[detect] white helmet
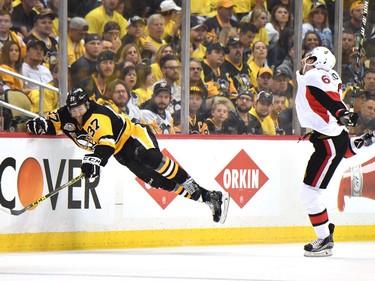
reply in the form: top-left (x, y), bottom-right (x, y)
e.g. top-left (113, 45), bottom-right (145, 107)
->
top-left (305, 46), bottom-right (336, 71)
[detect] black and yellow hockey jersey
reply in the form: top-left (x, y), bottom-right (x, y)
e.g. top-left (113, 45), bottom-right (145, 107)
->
top-left (44, 101), bottom-right (154, 165)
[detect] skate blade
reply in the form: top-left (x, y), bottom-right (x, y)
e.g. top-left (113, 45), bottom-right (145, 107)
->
top-left (304, 249), bottom-right (333, 257)
top-left (219, 192), bottom-right (230, 224)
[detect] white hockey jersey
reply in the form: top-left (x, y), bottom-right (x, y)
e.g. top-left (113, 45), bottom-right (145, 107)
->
top-left (296, 68), bottom-right (348, 136)
top-left (141, 109), bottom-right (175, 134)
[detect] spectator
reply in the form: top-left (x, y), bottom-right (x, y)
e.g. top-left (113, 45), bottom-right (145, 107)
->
top-left (102, 21), bottom-right (122, 54)
top-left (269, 90), bottom-right (288, 135)
top-left (0, 10), bottom-right (26, 59)
top-left (201, 42), bottom-right (236, 111)
top-left (28, 63), bottom-right (59, 114)
top-left (267, 27), bottom-right (294, 70)
top-left (190, 16), bottom-right (208, 61)
top-left (156, 53), bottom-right (181, 114)
top-left (0, 0), bottom-right (13, 13)
top-left (222, 37), bottom-right (252, 97)
top-left (302, 3), bottom-right (333, 50)
top-left (80, 50), bottom-right (116, 101)
top-left (249, 90), bottom-right (276, 135)
top-left (341, 47), bottom-right (366, 89)
top-left (117, 43), bottom-right (142, 73)
top-left (119, 16), bottom-right (147, 62)
top-left (140, 81), bottom-right (176, 134)
top-left (102, 38), bottom-right (116, 52)
top-left (278, 106), bottom-right (293, 135)
top-left (120, 64), bottom-right (139, 107)
top-left (189, 59), bottom-right (208, 98)
top-left (249, 40), bottom-right (268, 88)
top-left (67, 17), bottom-right (89, 67)
top-left (70, 33), bottom-right (103, 89)
top-left (241, 6), bottom-right (269, 47)
top-left (238, 23), bottom-right (258, 63)
top-left (144, 14), bottom-right (166, 62)
top-left (341, 28), bottom-right (356, 66)
top-left (21, 39), bottom-right (52, 92)
top-left (150, 43), bottom-right (175, 84)
top-left (11, 0), bottom-right (39, 38)
top-left (159, 0), bottom-right (182, 41)
top-left (26, 12), bottom-right (59, 70)
top-left (99, 78), bottom-right (143, 123)
top-left (271, 67), bottom-right (293, 103)
top-left (204, 0), bottom-right (239, 38)
top-left (85, 0), bottom-right (128, 39)
top-left (343, 1), bottom-right (366, 36)
top-left (218, 26), bottom-right (239, 46)
top-left (224, 89), bottom-right (263, 135)
top-left (363, 70), bottom-right (375, 95)
top-left (251, 66), bottom-right (274, 100)
top-left (351, 94), bottom-right (375, 136)
top-left (0, 41), bottom-right (23, 91)
top-left (172, 86), bottom-right (209, 134)
top-left (133, 64), bottom-right (155, 106)
top-left (266, 4), bottom-right (292, 46)
top-left (205, 98), bottom-right (231, 134)
top-left (302, 30), bottom-right (322, 53)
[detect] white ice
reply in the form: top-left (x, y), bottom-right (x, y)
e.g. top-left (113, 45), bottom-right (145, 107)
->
top-left (0, 242), bottom-right (374, 281)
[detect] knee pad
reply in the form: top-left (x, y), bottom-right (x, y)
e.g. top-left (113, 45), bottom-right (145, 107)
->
top-left (300, 183), bottom-right (324, 213)
top-left (139, 148), bottom-right (164, 170)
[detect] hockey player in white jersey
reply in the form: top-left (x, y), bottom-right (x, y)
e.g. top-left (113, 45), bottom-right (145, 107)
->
top-left (296, 47), bottom-right (375, 257)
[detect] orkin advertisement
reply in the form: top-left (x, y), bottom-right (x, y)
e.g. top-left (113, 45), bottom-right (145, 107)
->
top-left (1, 135), bottom-right (375, 235)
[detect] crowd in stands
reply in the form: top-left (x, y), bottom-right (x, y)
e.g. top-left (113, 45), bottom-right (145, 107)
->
top-left (0, 0), bottom-right (375, 136)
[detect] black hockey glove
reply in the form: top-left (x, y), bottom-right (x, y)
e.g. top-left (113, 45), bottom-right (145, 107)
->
top-left (337, 110), bottom-right (359, 127)
top-left (26, 116), bottom-right (48, 134)
top-left (81, 154), bottom-right (102, 182)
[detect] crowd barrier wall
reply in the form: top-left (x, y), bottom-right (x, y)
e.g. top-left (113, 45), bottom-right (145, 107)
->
top-left (0, 133), bottom-right (375, 252)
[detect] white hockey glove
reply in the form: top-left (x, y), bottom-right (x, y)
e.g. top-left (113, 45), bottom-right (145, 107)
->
top-left (26, 116), bottom-right (48, 135)
top-left (337, 110), bottom-right (359, 127)
top-left (81, 154), bottom-right (101, 183)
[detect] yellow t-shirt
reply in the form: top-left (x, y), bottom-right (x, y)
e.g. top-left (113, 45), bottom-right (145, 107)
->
top-left (67, 36), bottom-right (85, 66)
top-left (134, 87), bottom-right (153, 106)
top-left (249, 107), bottom-right (276, 135)
top-left (28, 85), bottom-right (58, 114)
top-left (85, 5), bottom-right (128, 38)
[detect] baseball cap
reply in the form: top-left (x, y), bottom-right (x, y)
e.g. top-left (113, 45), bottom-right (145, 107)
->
top-left (350, 1), bottom-right (364, 13)
top-left (85, 33), bottom-right (102, 44)
top-left (160, 0), bottom-right (181, 12)
top-left (96, 50), bottom-right (115, 64)
top-left (274, 67), bottom-right (291, 79)
top-left (190, 86), bottom-right (204, 96)
top-left (310, 2), bottom-right (327, 12)
top-left (104, 21), bottom-right (120, 33)
top-left (226, 37), bottom-right (241, 47)
top-left (154, 81), bottom-right (171, 95)
top-left (257, 91), bottom-right (273, 104)
top-left (238, 89), bottom-right (254, 100)
top-left (190, 16), bottom-right (208, 30)
top-left (35, 11), bottom-right (56, 22)
top-left (257, 67), bottom-right (273, 77)
top-left (127, 15), bottom-right (146, 27)
top-left (217, 0), bottom-right (236, 8)
top-left (26, 38), bottom-right (47, 53)
top-left (69, 17), bottom-right (89, 31)
top-left (206, 42), bottom-right (225, 53)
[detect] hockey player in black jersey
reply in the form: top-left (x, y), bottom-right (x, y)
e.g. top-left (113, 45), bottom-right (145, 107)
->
top-left (26, 88), bottom-right (230, 223)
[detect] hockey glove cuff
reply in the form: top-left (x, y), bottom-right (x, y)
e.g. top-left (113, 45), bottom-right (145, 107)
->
top-left (81, 154), bottom-right (102, 183)
top-left (337, 110), bottom-right (359, 127)
top-left (26, 116), bottom-right (48, 135)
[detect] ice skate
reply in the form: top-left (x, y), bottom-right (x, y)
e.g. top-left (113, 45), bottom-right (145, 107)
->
top-left (304, 223), bottom-right (335, 257)
top-left (205, 191), bottom-right (230, 224)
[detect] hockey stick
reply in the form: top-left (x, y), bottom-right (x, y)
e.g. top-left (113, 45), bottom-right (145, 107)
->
top-left (0, 173), bottom-right (84, 216)
top-left (351, 0), bottom-right (369, 111)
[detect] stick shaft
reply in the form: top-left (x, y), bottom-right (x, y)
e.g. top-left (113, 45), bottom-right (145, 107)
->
top-left (0, 174), bottom-right (84, 216)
